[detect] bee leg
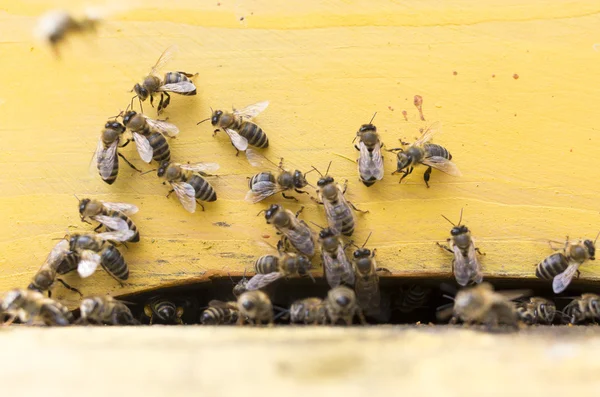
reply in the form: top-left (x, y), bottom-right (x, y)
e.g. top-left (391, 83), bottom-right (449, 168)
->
top-left (93, 223), bottom-right (103, 232)
top-left (436, 242), bottom-right (454, 254)
top-left (119, 139), bottom-right (131, 148)
top-left (397, 169), bottom-right (411, 183)
top-left (281, 192), bottom-right (298, 201)
top-left (195, 200), bottom-right (205, 211)
top-left (157, 94), bottom-right (164, 114)
top-left (117, 153), bottom-right (143, 173)
top-left (349, 201), bottom-right (369, 214)
top-left (342, 179), bottom-right (348, 194)
top-left (423, 166), bottom-right (433, 188)
top-left (354, 144), bottom-right (360, 151)
top-left (295, 189), bottom-right (309, 195)
top-left (386, 147), bottom-right (403, 153)
top-left (475, 247), bottom-right (486, 256)
top-left (149, 94), bottom-right (155, 108)
top-left (310, 196), bottom-right (324, 205)
top-left (166, 189), bottom-right (175, 198)
top-left (295, 206), bottom-right (305, 217)
top-left (178, 71), bottom-right (196, 78)
top-left (55, 279), bottom-right (83, 297)
top-left (163, 92), bottom-right (171, 109)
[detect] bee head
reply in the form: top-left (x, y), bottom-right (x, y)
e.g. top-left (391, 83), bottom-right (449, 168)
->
top-left (78, 198), bottom-right (91, 215)
top-left (317, 175), bottom-right (334, 188)
top-left (584, 239), bottom-right (596, 260)
top-left (105, 120), bottom-right (125, 132)
top-left (122, 111), bottom-right (137, 126)
top-left (133, 84), bottom-right (148, 101)
top-left (451, 225), bottom-right (469, 236)
top-left (264, 204), bottom-right (281, 223)
top-left (292, 170), bottom-right (308, 189)
top-left (359, 124), bottom-right (376, 134)
top-left (211, 110), bottom-right (223, 126)
top-left (353, 248), bottom-right (371, 259)
top-left (200, 311), bottom-right (217, 325)
top-left (319, 228), bottom-right (335, 240)
top-left (157, 161), bottom-right (170, 177)
top-left (396, 151), bottom-right (412, 170)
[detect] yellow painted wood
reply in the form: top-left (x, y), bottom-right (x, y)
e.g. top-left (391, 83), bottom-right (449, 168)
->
top-left (1, 0), bottom-right (600, 302)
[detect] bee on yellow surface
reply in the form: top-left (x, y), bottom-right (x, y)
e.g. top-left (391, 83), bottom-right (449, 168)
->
top-left (93, 120), bottom-right (141, 185)
top-left (78, 198), bottom-right (140, 242)
top-left (157, 161), bottom-right (219, 213)
top-left (122, 111), bottom-right (179, 164)
top-left (28, 239), bottom-right (82, 297)
top-left (35, 9), bottom-right (99, 56)
top-left (246, 252), bottom-right (313, 290)
top-left (67, 231), bottom-right (132, 282)
top-left (245, 155), bottom-right (312, 203)
top-left (354, 113), bottom-right (384, 187)
top-left (262, 205), bottom-right (316, 257)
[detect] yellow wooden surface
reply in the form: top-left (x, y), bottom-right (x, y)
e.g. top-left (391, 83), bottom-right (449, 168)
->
top-left (1, 1), bottom-right (600, 301)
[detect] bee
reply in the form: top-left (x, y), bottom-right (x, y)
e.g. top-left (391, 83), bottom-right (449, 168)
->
top-left (122, 110), bottom-right (179, 164)
top-left (289, 297), bottom-right (327, 325)
top-left (209, 290), bottom-right (274, 325)
top-left (515, 297), bottom-right (556, 325)
top-left (79, 296), bottom-right (138, 325)
top-left (35, 9), bottom-right (99, 56)
top-left (352, 233), bottom-right (389, 316)
top-left (262, 204), bottom-right (316, 257)
top-left (157, 161), bottom-right (219, 213)
top-left (561, 294), bottom-right (600, 324)
top-left (1, 289), bottom-right (72, 326)
top-left (78, 197), bottom-right (140, 242)
top-left (536, 234), bottom-right (598, 293)
top-left (133, 45), bottom-right (197, 114)
top-left (67, 231), bottom-right (132, 282)
top-left (436, 209), bottom-right (484, 287)
top-left (312, 162), bottom-right (368, 237)
top-left (354, 113), bottom-right (384, 187)
top-left (93, 120), bottom-right (141, 185)
top-left (198, 101), bottom-right (269, 155)
top-left (324, 286), bottom-right (366, 325)
top-left (143, 296), bottom-right (184, 325)
top-left (27, 239), bottom-right (82, 297)
top-left (395, 285), bottom-right (431, 313)
top-left (388, 122), bottom-right (461, 187)
top-left (200, 300), bottom-right (239, 325)
top-left (246, 252), bottom-right (313, 290)
top-left (230, 270), bottom-right (249, 298)
top-left (318, 227), bottom-right (355, 288)
top-left (245, 156), bottom-right (312, 203)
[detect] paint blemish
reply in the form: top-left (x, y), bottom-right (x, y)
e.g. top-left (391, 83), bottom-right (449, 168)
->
top-left (513, 73), bottom-right (519, 79)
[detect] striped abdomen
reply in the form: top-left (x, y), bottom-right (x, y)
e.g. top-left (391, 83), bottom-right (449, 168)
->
top-left (163, 72), bottom-right (196, 95)
top-left (148, 298), bottom-right (179, 323)
top-left (355, 275), bottom-right (380, 313)
top-left (249, 172), bottom-right (275, 190)
top-left (255, 255), bottom-right (279, 274)
top-left (147, 132), bottom-right (171, 163)
top-left (536, 252), bottom-right (569, 280)
top-left (100, 245), bottom-right (128, 281)
top-left (329, 199), bottom-right (355, 236)
top-left (200, 307), bottom-right (238, 325)
top-left (563, 298), bottom-right (586, 324)
top-left (56, 253), bottom-right (80, 275)
top-left (103, 209), bottom-right (140, 242)
top-left (230, 117), bottom-right (269, 148)
top-left (398, 285), bottom-right (430, 313)
top-left (424, 143), bottom-right (452, 160)
top-left (188, 175), bottom-right (217, 202)
top-left (99, 142), bottom-right (119, 185)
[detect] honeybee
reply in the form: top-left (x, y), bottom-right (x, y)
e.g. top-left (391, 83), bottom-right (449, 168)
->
top-left (28, 239), bottom-right (82, 297)
top-left (351, 234), bottom-right (389, 315)
top-left (78, 197), bottom-right (140, 242)
top-left (198, 101), bottom-right (269, 155)
top-left (210, 291), bottom-right (273, 325)
top-left (561, 293), bottom-right (600, 324)
top-left (1, 289), bottom-right (72, 326)
top-left (515, 297), bottom-right (556, 325)
top-left (312, 163), bottom-right (368, 237)
top-left (79, 296), bottom-right (138, 325)
top-left (143, 296), bottom-right (184, 325)
top-left (388, 122), bottom-right (461, 187)
top-left (133, 45), bottom-right (197, 114)
top-left (122, 110), bottom-right (179, 164)
top-left (395, 285), bottom-right (431, 313)
top-left (354, 113), bottom-right (384, 187)
top-left (157, 161), bottom-right (219, 213)
top-left (246, 252), bottom-right (313, 290)
top-left (67, 231), bottom-right (132, 282)
top-left (35, 9), bottom-right (99, 56)
top-left (318, 227), bottom-right (355, 288)
top-left (436, 209), bottom-right (484, 287)
top-left (536, 234), bottom-right (598, 293)
top-left (245, 156), bottom-right (312, 203)
top-left (93, 120), bottom-right (141, 185)
top-left (289, 298), bottom-right (327, 325)
top-left (262, 205), bottom-right (316, 257)
top-left (324, 286), bottom-right (366, 325)
top-left (200, 300), bottom-right (239, 325)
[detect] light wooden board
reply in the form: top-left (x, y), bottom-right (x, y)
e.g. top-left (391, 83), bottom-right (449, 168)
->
top-left (1, 1), bottom-right (600, 302)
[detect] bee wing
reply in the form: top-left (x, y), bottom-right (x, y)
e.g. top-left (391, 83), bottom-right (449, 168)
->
top-left (466, 243), bottom-right (483, 284)
top-left (179, 163), bottom-right (220, 173)
top-left (245, 148), bottom-right (271, 168)
top-left (97, 139), bottom-right (118, 179)
top-left (497, 290), bottom-right (533, 301)
top-left (159, 81), bottom-right (197, 94)
top-left (150, 44), bottom-right (178, 76)
top-left (244, 181), bottom-right (280, 203)
top-left (172, 181), bottom-right (197, 213)
top-left (246, 273), bottom-right (283, 290)
top-left (452, 244), bottom-right (470, 287)
top-left (143, 116), bottom-right (180, 138)
top-left (338, 244), bottom-right (355, 285)
top-left (552, 262), bottom-right (580, 294)
top-left (285, 219), bottom-right (315, 257)
top-left (208, 300), bottom-right (237, 310)
top-left (93, 215), bottom-right (130, 232)
top-left (77, 250), bottom-right (101, 278)
top-left (413, 121), bottom-right (442, 146)
top-left (233, 101), bottom-right (269, 120)
top-left (225, 129), bottom-right (249, 151)
top-left (421, 156), bottom-right (462, 177)
top-left (358, 141), bottom-right (384, 181)
top-left (132, 132), bottom-right (153, 163)
top-left (101, 202), bottom-right (139, 215)
top-left (44, 239), bottom-right (70, 269)
top-left (96, 230), bottom-right (135, 242)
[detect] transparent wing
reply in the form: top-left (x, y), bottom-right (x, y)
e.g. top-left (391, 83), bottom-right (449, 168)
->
top-left (144, 116), bottom-right (180, 138)
top-left (150, 44), bottom-right (178, 76)
top-left (245, 148), bottom-right (272, 168)
top-left (452, 244), bottom-right (470, 287)
top-left (421, 156), bottom-right (462, 177)
top-left (159, 81), bottom-right (197, 94)
top-left (358, 141), bottom-right (384, 181)
top-left (102, 202), bottom-right (139, 215)
top-left (225, 128), bottom-right (249, 151)
top-left (246, 273), bottom-right (283, 290)
top-left (414, 121), bottom-right (442, 146)
top-left (44, 239), bottom-right (70, 270)
top-left (97, 139), bottom-right (118, 179)
top-left (322, 187), bottom-right (353, 235)
top-left (497, 290), bottom-right (533, 301)
top-left (284, 218), bottom-right (315, 257)
top-left (233, 101), bottom-right (269, 120)
top-left (132, 132), bottom-right (153, 163)
top-left (553, 263), bottom-right (580, 294)
top-left (172, 181), bottom-right (197, 213)
top-left (337, 244), bottom-right (355, 285)
top-left (77, 250), bottom-right (101, 278)
top-left (208, 300), bottom-right (237, 310)
top-left (93, 215), bottom-right (130, 232)
top-left (466, 243), bottom-right (483, 284)
top-left (180, 163), bottom-right (220, 173)
top-left (96, 230), bottom-right (135, 242)
top-left (244, 181), bottom-right (280, 203)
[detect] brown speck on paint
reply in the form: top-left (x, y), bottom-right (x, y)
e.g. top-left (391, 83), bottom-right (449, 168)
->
top-left (570, 149), bottom-right (573, 152)
top-left (513, 73), bottom-right (519, 79)
top-left (262, 235), bottom-right (270, 239)
top-left (30, 47), bottom-right (34, 52)
top-left (514, 114), bottom-right (517, 117)
top-left (402, 110), bottom-right (408, 121)
top-left (414, 95), bottom-right (425, 121)
top-left (240, 16), bottom-right (244, 21)
top-left (453, 71), bottom-right (458, 76)
top-left (492, 74), bottom-right (495, 78)
top-left (388, 106), bottom-right (394, 111)
top-left (217, 2), bottom-right (221, 5)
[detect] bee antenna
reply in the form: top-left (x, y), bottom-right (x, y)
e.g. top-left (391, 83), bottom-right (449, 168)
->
top-left (457, 208), bottom-right (464, 226)
top-left (352, 134), bottom-right (358, 144)
top-left (73, 194), bottom-right (80, 202)
top-left (256, 209), bottom-right (267, 217)
top-left (441, 214), bottom-right (456, 227)
top-left (369, 112), bottom-right (377, 124)
top-left (227, 272), bottom-right (235, 285)
top-left (309, 221), bottom-right (325, 230)
top-left (140, 169), bottom-right (157, 176)
top-left (311, 166), bottom-right (323, 177)
top-left (242, 268), bottom-right (247, 279)
top-left (594, 230), bottom-right (600, 245)
top-left (305, 182), bottom-right (316, 189)
top-left (361, 232), bottom-right (373, 248)
top-left (325, 161), bottom-right (332, 176)
top-left (197, 118), bottom-right (210, 125)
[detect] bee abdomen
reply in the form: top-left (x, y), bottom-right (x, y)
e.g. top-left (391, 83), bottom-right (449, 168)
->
top-left (151, 299), bottom-right (178, 322)
top-left (255, 255), bottom-right (279, 274)
top-left (56, 253), bottom-right (80, 275)
top-left (99, 156), bottom-right (119, 185)
top-left (249, 172), bottom-right (276, 189)
top-left (398, 285), bottom-right (430, 313)
top-left (239, 122), bottom-right (269, 148)
top-left (189, 175), bottom-right (217, 202)
top-left (164, 72), bottom-right (196, 95)
top-left (100, 245), bottom-right (128, 280)
top-left (147, 132), bottom-right (171, 163)
top-left (105, 210), bottom-right (140, 242)
top-left (536, 253), bottom-right (569, 280)
top-left (201, 307), bottom-right (238, 325)
top-left (424, 143), bottom-right (452, 160)
top-left (360, 177), bottom-right (377, 187)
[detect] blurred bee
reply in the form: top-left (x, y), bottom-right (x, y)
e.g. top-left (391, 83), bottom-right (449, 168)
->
top-left (395, 285), bottom-right (431, 313)
top-left (133, 45), bottom-right (197, 114)
top-left (561, 293), bottom-right (600, 324)
top-left (35, 9), bottom-right (99, 56)
top-left (230, 270), bottom-right (249, 298)
top-left (245, 155), bottom-right (312, 203)
top-left (79, 296), bottom-right (138, 325)
top-left (354, 113), bottom-right (384, 187)
top-left (198, 101), bottom-right (269, 155)
top-left (351, 233), bottom-right (390, 316)
top-left (324, 286), bottom-right (366, 325)
top-left (436, 209), bottom-right (484, 287)
top-left (200, 300), bottom-right (239, 325)
top-left (262, 204), bottom-right (316, 257)
top-left (28, 239), bottom-right (82, 298)
top-left (209, 290), bottom-right (274, 325)
top-left (388, 122), bottom-right (461, 187)
top-left (78, 197), bottom-right (140, 242)
top-left (157, 161), bottom-right (219, 213)
top-left (122, 110), bottom-right (179, 164)
top-left (536, 234), bottom-right (598, 294)
top-left (318, 227), bottom-right (354, 288)
top-left (1, 289), bottom-right (72, 326)
top-left (67, 231), bottom-right (132, 282)
top-left (143, 296), bottom-right (184, 325)
top-left (515, 297), bottom-right (556, 325)
top-left (246, 252), bottom-right (313, 290)
top-left (289, 298), bottom-right (327, 325)
top-left (312, 162), bottom-right (368, 237)
top-left (93, 120), bottom-right (141, 185)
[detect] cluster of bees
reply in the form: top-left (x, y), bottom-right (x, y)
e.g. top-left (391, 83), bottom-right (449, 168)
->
top-left (2, 14), bottom-right (599, 329)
